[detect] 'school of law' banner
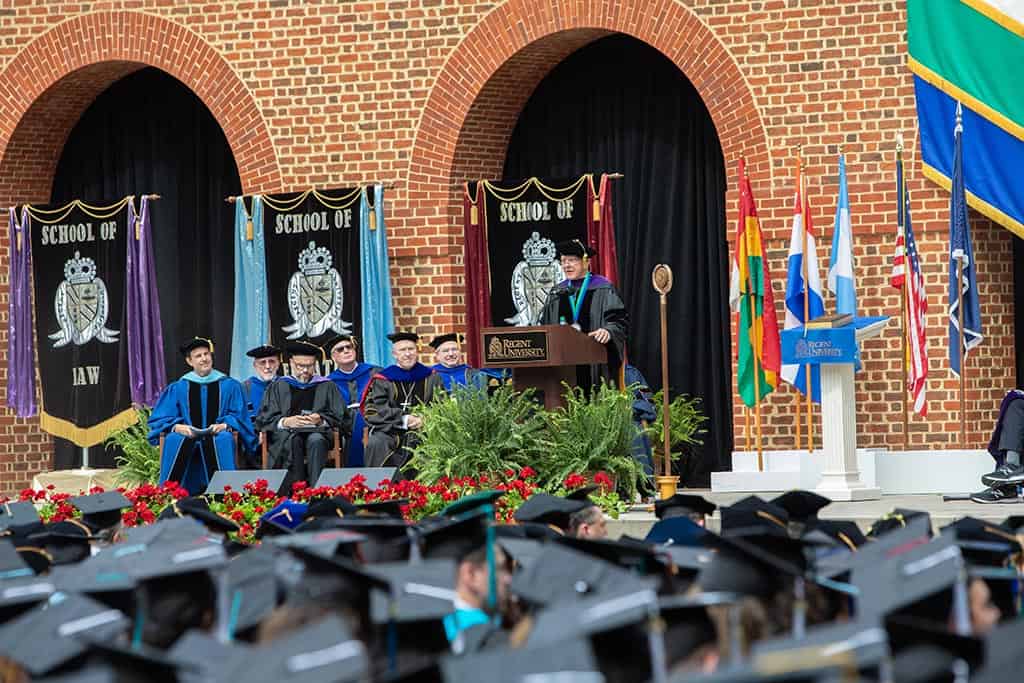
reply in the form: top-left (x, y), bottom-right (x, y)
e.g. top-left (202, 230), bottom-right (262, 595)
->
top-left (29, 199), bottom-right (134, 446)
top-left (478, 176), bottom-right (590, 327)
top-left (261, 189), bottom-right (363, 363)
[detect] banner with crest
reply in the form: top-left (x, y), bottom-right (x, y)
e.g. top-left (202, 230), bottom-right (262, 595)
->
top-left (261, 189), bottom-right (363, 365)
top-left (24, 198), bottom-right (135, 445)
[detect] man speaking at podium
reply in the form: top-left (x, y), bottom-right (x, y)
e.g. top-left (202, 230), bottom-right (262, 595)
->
top-left (540, 240), bottom-right (629, 388)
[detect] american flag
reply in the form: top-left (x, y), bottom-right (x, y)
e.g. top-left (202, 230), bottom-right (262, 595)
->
top-left (891, 153), bottom-right (928, 415)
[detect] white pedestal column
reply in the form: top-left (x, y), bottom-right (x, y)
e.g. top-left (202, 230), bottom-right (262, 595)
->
top-left (815, 361), bottom-right (881, 501)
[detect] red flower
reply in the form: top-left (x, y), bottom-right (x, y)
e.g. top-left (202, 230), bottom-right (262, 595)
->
top-left (46, 484), bottom-right (55, 490)
top-left (593, 471), bottom-right (614, 491)
top-left (139, 508), bottom-right (156, 524)
top-left (519, 467), bottom-right (536, 479)
top-left (222, 485), bottom-right (233, 492)
top-left (563, 473), bottom-right (587, 490)
top-left (230, 509), bottom-right (246, 522)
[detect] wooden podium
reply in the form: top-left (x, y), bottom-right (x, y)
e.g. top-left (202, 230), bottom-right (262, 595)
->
top-left (480, 325), bottom-right (607, 410)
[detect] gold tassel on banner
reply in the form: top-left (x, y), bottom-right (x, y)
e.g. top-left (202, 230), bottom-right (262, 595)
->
top-left (134, 216), bottom-right (141, 241)
top-left (368, 210), bottom-right (377, 231)
top-left (592, 198), bottom-right (601, 221)
top-left (16, 230), bottom-right (21, 251)
top-left (470, 204), bottom-right (479, 226)
top-left (245, 217), bottom-right (254, 241)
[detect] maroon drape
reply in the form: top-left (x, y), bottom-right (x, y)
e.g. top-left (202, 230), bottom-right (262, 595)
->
top-left (586, 173), bottom-right (619, 286)
top-left (463, 182), bottom-right (491, 367)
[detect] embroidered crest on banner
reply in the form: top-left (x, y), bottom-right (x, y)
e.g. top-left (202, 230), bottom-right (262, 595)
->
top-left (283, 241), bottom-right (352, 339)
top-left (506, 232), bottom-right (564, 326)
top-left (49, 251), bottom-right (119, 347)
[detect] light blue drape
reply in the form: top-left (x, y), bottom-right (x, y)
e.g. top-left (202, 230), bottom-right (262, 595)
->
top-left (230, 196), bottom-right (269, 380)
top-left (360, 185), bottom-right (394, 367)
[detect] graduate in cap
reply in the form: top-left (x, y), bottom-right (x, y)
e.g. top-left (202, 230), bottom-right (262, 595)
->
top-left (361, 332), bottom-right (445, 469)
top-left (429, 332), bottom-right (485, 392)
top-left (254, 340), bottom-right (350, 490)
top-left (148, 337), bottom-right (256, 495)
top-left (242, 345), bottom-right (281, 424)
top-left (326, 334), bottom-right (380, 467)
top-left (540, 239), bottom-right (629, 388)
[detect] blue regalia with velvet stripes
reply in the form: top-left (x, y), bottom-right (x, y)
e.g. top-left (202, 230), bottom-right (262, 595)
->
top-left (148, 370), bottom-right (256, 495)
top-left (430, 363), bottom-right (486, 392)
top-left (327, 363), bottom-right (378, 467)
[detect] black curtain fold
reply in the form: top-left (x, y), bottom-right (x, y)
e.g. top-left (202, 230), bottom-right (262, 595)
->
top-left (49, 67), bottom-right (240, 468)
top-left (1015, 235), bottom-right (1024, 389)
top-left (503, 34), bottom-right (732, 485)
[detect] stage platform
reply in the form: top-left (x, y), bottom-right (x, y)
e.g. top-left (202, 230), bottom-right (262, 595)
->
top-left (605, 490), bottom-right (1024, 540)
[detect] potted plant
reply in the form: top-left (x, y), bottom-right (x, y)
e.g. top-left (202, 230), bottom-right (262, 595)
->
top-left (106, 406), bottom-right (161, 486)
top-left (646, 390), bottom-right (708, 475)
top-left (537, 381), bottom-right (646, 501)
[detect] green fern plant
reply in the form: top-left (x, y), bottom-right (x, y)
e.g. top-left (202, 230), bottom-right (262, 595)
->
top-left (537, 381), bottom-right (645, 500)
top-left (405, 384), bottom-right (547, 484)
top-left (106, 407), bottom-right (160, 486)
top-left (647, 390), bottom-right (708, 468)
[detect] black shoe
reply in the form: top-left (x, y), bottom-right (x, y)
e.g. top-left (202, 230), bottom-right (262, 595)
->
top-left (970, 486), bottom-right (1021, 504)
top-left (981, 462), bottom-right (1024, 487)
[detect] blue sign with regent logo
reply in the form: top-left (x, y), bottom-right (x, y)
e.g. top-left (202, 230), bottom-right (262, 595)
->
top-left (780, 316), bottom-right (889, 368)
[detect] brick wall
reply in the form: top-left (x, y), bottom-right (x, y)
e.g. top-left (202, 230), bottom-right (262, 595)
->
top-left (0, 1), bottom-right (1014, 492)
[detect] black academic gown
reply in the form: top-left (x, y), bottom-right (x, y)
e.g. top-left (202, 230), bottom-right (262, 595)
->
top-left (361, 364), bottom-right (445, 470)
top-left (254, 377), bottom-right (350, 473)
top-left (540, 274), bottom-right (629, 388)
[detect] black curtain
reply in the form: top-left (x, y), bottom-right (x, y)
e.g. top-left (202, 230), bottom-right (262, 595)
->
top-left (503, 34), bottom-right (731, 486)
top-left (50, 67), bottom-right (240, 468)
top-left (1015, 235), bottom-right (1024, 389)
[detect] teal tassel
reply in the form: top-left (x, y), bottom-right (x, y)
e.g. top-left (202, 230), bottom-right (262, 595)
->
top-left (484, 503), bottom-right (496, 611)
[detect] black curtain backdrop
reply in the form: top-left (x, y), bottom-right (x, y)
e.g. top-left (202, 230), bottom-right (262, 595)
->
top-left (50, 67), bottom-right (240, 468)
top-left (1015, 235), bottom-right (1024, 388)
top-left (503, 34), bottom-right (731, 485)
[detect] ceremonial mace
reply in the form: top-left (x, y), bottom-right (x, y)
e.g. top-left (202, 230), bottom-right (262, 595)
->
top-left (652, 264), bottom-right (679, 500)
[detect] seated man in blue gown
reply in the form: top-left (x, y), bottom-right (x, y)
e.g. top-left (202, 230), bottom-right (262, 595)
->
top-left (148, 337), bottom-right (257, 495)
top-left (326, 335), bottom-right (379, 467)
top-left (429, 332), bottom-right (486, 392)
top-left (241, 344), bottom-right (281, 466)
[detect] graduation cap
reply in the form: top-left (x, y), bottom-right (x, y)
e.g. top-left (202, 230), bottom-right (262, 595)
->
top-left (167, 629), bottom-right (254, 683)
top-left (0, 592), bottom-right (131, 676)
top-left (386, 332), bottom-right (419, 344)
top-left (719, 496), bottom-right (791, 538)
top-left (428, 333), bottom-right (464, 349)
top-left (269, 527), bottom-right (366, 560)
top-left (771, 491), bottom-right (831, 534)
top-left (867, 507), bottom-right (931, 539)
top-left (0, 538), bottom-right (33, 580)
top-left (229, 615), bottom-right (369, 683)
top-left (0, 500), bottom-right (40, 532)
top-left (555, 536), bottom-right (671, 577)
top-left (256, 500), bottom-right (309, 537)
top-left (555, 239), bottom-right (597, 259)
top-left (217, 545), bottom-right (286, 637)
top-left (246, 344), bottom-right (281, 359)
top-left (660, 593), bottom-right (735, 668)
top-left (941, 516), bottom-right (1023, 554)
top-left (357, 499), bottom-right (408, 519)
top-left (418, 513), bottom-right (489, 562)
top-left (885, 615), bottom-right (985, 680)
top-left (28, 520), bottom-right (95, 566)
top-left (439, 636), bottom-right (600, 683)
top-left (179, 336), bottom-right (213, 357)
top-left (15, 540), bottom-right (53, 575)
top-left (496, 536), bottom-right (545, 569)
top-left (303, 495), bottom-right (360, 520)
top-left (157, 496), bottom-right (239, 535)
top-left (565, 485), bottom-right (600, 503)
top-left (999, 514), bottom-right (1024, 533)
top-left (367, 559), bottom-right (458, 625)
top-left (67, 635), bottom-right (192, 683)
top-left (512, 493), bottom-right (588, 532)
top-left (45, 549), bottom-right (136, 595)
top-left (0, 572), bottom-right (55, 622)
top-left (69, 491), bottom-right (131, 531)
top-left (492, 521), bottom-right (563, 541)
top-left (325, 334), bottom-right (358, 354)
top-left (438, 489), bottom-right (505, 518)
top-left (751, 619), bottom-right (892, 678)
top-left (816, 513), bottom-right (932, 582)
top-left (806, 519), bottom-right (867, 551)
top-left (654, 493), bottom-right (716, 520)
top-left (117, 516), bottom-right (211, 546)
top-left (129, 535), bottom-right (228, 582)
top-left (285, 339), bottom-right (324, 361)
top-left (296, 516), bottom-right (414, 563)
top-left (509, 543), bottom-right (657, 607)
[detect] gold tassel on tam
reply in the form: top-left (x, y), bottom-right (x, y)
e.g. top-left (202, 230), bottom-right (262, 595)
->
top-left (592, 199), bottom-right (601, 221)
top-left (470, 204), bottom-right (478, 226)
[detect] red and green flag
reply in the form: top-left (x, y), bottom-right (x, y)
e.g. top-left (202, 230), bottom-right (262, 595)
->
top-left (728, 159), bottom-right (781, 407)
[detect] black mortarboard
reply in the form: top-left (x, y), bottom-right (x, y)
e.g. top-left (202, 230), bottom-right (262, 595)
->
top-left (357, 499), bottom-right (408, 519)
top-left (751, 619), bottom-right (892, 677)
top-left (0, 573), bottom-right (55, 619)
top-left (510, 543), bottom-right (657, 607)
top-left (28, 520), bottom-right (95, 565)
top-left (245, 344), bottom-right (281, 359)
top-left (438, 489), bottom-right (505, 518)
top-left (284, 543), bottom-right (390, 608)
top-left (0, 592), bottom-right (130, 676)
top-left (497, 536), bottom-right (545, 569)
top-left (296, 516), bottom-right (413, 563)
top-left (0, 538), bottom-right (33, 580)
top-left (719, 496), bottom-right (790, 537)
top-left (285, 339), bottom-right (324, 360)
top-left (564, 485), bottom-right (599, 503)
top-left (228, 615), bottom-right (369, 683)
top-left (555, 239), bottom-right (596, 259)
top-left (303, 495), bottom-right (360, 520)
top-left (867, 507), bottom-right (932, 538)
top-left (419, 514), bottom-right (489, 562)
top-left (696, 544), bottom-right (785, 598)
top-left (69, 491), bottom-right (131, 531)
top-left (118, 517), bottom-right (210, 546)
top-left (428, 333), bottom-right (464, 349)
top-left (806, 519), bottom-right (867, 551)
top-left (885, 615), bottom-right (985, 677)
top-left (999, 514), bottom-right (1024, 533)
top-left (555, 536), bottom-right (671, 576)
top-left (386, 332), bottom-right (419, 344)
top-left (269, 527), bottom-right (366, 560)
top-left (524, 586), bottom-right (659, 645)
top-left (324, 334), bottom-right (358, 354)
top-left (492, 521), bottom-right (563, 540)
top-left (179, 337), bottom-right (213, 357)
top-left (367, 559), bottom-right (458, 625)
top-left (771, 490), bottom-right (831, 523)
top-left (655, 493), bottom-right (716, 520)
top-left (158, 496), bottom-right (239, 534)
top-left (0, 501), bottom-right (40, 531)
top-left (941, 516), bottom-right (1023, 554)
top-left (440, 637), bottom-right (599, 683)
top-left (220, 545), bottom-right (286, 635)
top-left (816, 513), bottom-right (931, 582)
top-left (15, 542), bottom-right (53, 575)
top-left (129, 535), bottom-right (228, 581)
top-left (45, 549), bottom-right (136, 595)
top-left (67, 636), bottom-right (190, 683)
top-left (513, 493), bottom-right (588, 532)
top-left (660, 593), bottom-right (731, 667)
top-left (167, 629), bottom-right (254, 682)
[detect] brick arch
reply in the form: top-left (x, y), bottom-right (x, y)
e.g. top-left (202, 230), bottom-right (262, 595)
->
top-left (406, 0), bottom-right (769, 246)
top-left (0, 11), bottom-right (281, 205)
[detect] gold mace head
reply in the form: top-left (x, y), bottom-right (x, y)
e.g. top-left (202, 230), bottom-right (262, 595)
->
top-left (652, 264), bottom-right (673, 295)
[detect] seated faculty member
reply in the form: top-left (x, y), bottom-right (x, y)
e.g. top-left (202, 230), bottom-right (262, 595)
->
top-left (242, 345), bottom-right (282, 423)
top-left (540, 239), bottom-right (629, 388)
top-left (148, 337), bottom-right (256, 495)
top-left (326, 335), bottom-right (380, 467)
top-left (361, 332), bottom-right (445, 470)
top-left (430, 332), bottom-right (485, 392)
top-left (255, 340), bottom-right (350, 489)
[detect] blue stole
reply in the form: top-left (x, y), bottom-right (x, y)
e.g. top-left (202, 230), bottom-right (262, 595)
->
top-left (245, 376), bottom-right (272, 421)
top-left (431, 363), bottom-right (472, 391)
top-left (379, 363), bottom-right (434, 383)
top-left (328, 364), bottom-right (377, 467)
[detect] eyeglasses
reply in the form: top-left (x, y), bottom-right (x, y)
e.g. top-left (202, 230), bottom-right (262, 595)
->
top-left (292, 361), bottom-right (317, 371)
top-left (332, 345), bottom-right (355, 353)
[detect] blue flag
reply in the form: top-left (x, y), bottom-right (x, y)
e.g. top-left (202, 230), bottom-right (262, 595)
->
top-left (827, 153), bottom-right (857, 317)
top-left (230, 196), bottom-right (270, 380)
top-left (948, 102), bottom-right (982, 377)
top-left (360, 184), bottom-right (394, 367)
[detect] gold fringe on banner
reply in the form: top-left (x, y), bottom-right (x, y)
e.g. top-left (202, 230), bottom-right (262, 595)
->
top-left (470, 205), bottom-right (479, 226)
top-left (40, 408), bottom-right (139, 449)
top-left (592, 199), bottom-right (601, 221)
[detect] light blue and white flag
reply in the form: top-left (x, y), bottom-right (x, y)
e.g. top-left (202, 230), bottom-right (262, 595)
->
top-left (827, 153), bottom-right (857, 317)
top-left (360, 184), bottom-right (394, 367)
top-left (230, 196), bottom-right (269, 380)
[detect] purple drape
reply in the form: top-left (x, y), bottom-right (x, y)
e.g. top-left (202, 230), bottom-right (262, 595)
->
top-left (6, 207), bottom-right (35, 417)
top-left (126, 196), bottom-right (166, 405)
